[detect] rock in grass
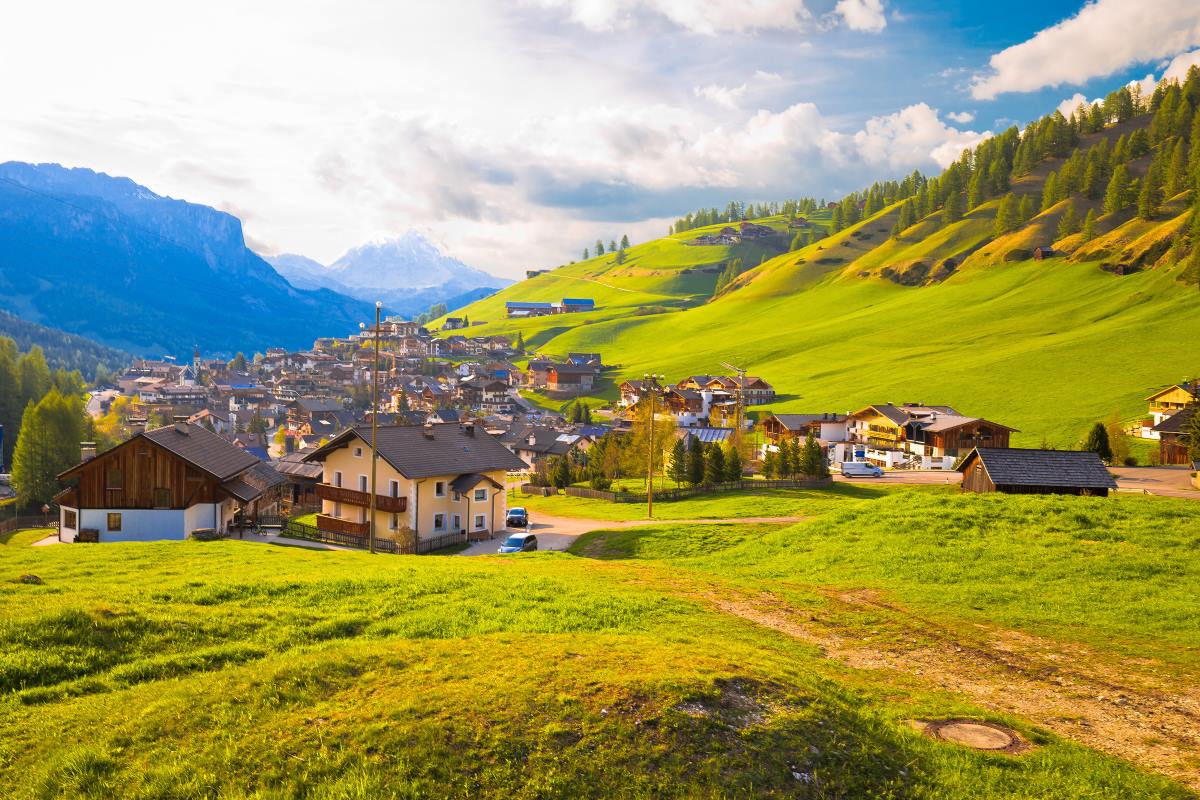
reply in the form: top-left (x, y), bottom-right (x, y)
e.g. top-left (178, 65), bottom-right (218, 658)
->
top-left (17, 574), bottom-right (43, 585)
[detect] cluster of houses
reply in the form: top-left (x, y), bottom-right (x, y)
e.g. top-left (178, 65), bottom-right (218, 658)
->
top-left (688, 221), bottom-right (777, 246)
top-left (1132, 381), bottom-right (1198, 465)
top-left (505, 298), bottom-right (596, 318)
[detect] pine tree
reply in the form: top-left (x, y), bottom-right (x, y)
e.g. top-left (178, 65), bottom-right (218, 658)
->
top-left (789, 231), bottom-right (806, 251)
top-left (595, 240), bottom-right (604, 256)
top-left (1056, 201), bottom-right (1081, 239)
top-left (993, 193), bottom-right (1017, 237)
top-left (17, 346), bottom-right (52, 411)
top-left (1137, 166), bottom-right (1162, 221)
top-left (1104, 164), bottom-right (1131, 214)
top-left (583, 248), bottom-right (589, 260)
top-left (620, 234), bottom-right (630, 249)
top-left (686, 437), bottom-right (705, 486)
top-left (1017, 194), bottom-right (1034, 224)
top-left (1084, 422), bottom-right (1113, 463)
top-left (668, 438), bottom-right (688, 486)
top-left (551, 456), bottom-right (572, 490)
top-left (1041, 171), bottom-right (1059, 212)
top-left (1081, 208), bottom-right (1099, 241)
top-left (723, 444), bottom-right (742, 482)
top-left (703, 444), bottom-right (725, 485)
top-left (1165, 139), bottom-right (1188, 197)
top-left (0, 338), bottom-right (19, 467)
top-left (801, 431), bottom-right (829, 478)
top-left (763, 448), bottom-right (778, 479)
top-left (1188, 406), bottom-right (1200, 462)
top-left (11, 389), bottom-right (87, 507)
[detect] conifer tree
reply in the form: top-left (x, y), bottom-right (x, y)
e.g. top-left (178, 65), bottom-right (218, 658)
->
top-left (1056, 201), bottom-right (1081, 239)
top-left (1188, 405), bottom-right (1200, 461)
top-left (686, 437), bottom-right (705, 486)
top-left (723, 444), bottom-right (742, 482)
top-left (1104, 164), bottom-right (1131, 214)
top-left (704, 443), bottom-right (725, 485)
top-left (1017, 194), bottom-right (1034, 224)
top-left (763, 448), bottom-right (778, 479)
top-left (1081, 208), bottom-right (1099, 241)
top-left (1165, 139), bottom-right (1188, 197)
top-left (1041, 171), bottom-right (1059, 212)
top-left (993, 193), bottom-right (1017, 237)
top-left (11, 389), bottom-right (87, 507)
top-left (620, 234), bottom-right (630, 249)
top-left (790, 231), bottom-right (806, 251)
top-left (1138, 167), bottom-right (1162, 220)
top-left (1084, 422), bottom-right (1113, 463)
top-left (595, 240), bottom-right (605, 255)
top-left (668, 438), bottom-right (688, 486)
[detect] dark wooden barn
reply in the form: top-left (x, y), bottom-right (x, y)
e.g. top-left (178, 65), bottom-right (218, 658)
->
top-left (957, 447), bottom-right (1116, 496)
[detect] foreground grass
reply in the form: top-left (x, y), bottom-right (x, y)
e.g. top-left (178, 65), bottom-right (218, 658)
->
top-left (1, 491), bottom-right (1197, 798)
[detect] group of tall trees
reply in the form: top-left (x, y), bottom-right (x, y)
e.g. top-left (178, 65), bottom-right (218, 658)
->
top-left (670, 198), bottom-right (826, 235)
top-left (0, 339), bottom-right (87, 471)
top-left (582, 234), bottom-right (631, 261)
top-left (761, 432), bottom-right (830, 480)
top-left (667, 436), bottom-right (743, 486)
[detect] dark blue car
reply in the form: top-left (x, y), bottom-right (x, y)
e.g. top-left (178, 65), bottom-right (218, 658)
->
top-left (498, 533), bottom-right (537, 554)
top-left (506, 507), bottom-right (529, 528)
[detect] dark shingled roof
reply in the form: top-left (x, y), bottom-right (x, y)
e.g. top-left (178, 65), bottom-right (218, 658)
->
top-left (142, 423), bottom-right (261, 480)
top-left (958, 447), bottom-right (1116, 489)
top-left (1152, 406), bottom-right (1195, 434)
top-left (304, 423), bottom-right (526, 478)
top-left (450, 473), bottom-right (503, 494)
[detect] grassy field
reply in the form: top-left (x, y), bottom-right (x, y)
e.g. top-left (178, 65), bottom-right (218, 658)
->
top-left (2, 489), bottom-right (1199, 797)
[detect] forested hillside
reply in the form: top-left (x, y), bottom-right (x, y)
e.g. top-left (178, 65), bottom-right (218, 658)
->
top-left (0, 309), bottom-right (129, 380)
top-left (441, 74), bottom-right (1200, 447)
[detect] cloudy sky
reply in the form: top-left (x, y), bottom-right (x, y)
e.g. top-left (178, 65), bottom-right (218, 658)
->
top-left (3, 0), bottom-right (1200, 279)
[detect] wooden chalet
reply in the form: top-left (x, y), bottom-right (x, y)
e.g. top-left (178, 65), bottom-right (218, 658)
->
top-left (958, 448), bottom-right (1116, 496)
top-left (55, 421), bottom-right (281, 542)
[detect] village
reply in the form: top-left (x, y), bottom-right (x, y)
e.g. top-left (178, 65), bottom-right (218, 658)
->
top-left (20, 307), bottom-right (1197, 556)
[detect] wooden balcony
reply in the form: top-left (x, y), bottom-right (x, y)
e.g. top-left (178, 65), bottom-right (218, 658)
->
top-left (316, 483), bottom-right (407, 513)
top-left (316, 514), bottom-right (369, 536)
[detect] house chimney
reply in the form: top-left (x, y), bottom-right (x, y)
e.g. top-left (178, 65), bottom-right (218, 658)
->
top-left (173, 416), bottom-right (190, 435)
top-left (423, 422), bottom-right (435, 440)
top-left (80, 442), bottom-right (96, 462)
top-left (463, 421), bottom-right (475, 437)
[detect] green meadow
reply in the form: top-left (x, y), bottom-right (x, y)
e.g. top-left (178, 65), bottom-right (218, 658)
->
top-left (3, 488), bottom-right (1199, 798)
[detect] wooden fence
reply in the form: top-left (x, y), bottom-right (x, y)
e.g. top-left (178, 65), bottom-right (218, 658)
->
top-left (562, 477), bottom-right (833, 504)
top-left (283, 519), bottom-right (467, 555)
top-left (0, 515), bottom-right (53, 535)
top-left (520, 484), bottom-right (557, 496)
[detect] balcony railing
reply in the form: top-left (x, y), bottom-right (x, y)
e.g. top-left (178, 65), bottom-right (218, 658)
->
top-left (316, 514), bottom-right (370, 536)
top-left (316, 483), bottom-right (407, 513)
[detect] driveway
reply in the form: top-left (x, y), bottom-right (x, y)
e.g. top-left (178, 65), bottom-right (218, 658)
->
top-left (1111, 466), bottom-right (1200, 499)
top-left (457, 512), bottom-right (809, 556)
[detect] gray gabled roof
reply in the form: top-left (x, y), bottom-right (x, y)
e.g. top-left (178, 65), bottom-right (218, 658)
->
top-left (958, 447), bottom-right (1116, 489)
top-left (1153, 406), bottom-right (1195, 434)
top-left (142, 423), bottom-right (262, 481)
top-left (304, 423), bottom-right (526, 478)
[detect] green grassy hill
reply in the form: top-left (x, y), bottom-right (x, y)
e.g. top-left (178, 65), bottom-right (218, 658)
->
top-left (3, 489), bottom-right (1199, 797)
top-left (443, 106), bottom-right (1200, 446)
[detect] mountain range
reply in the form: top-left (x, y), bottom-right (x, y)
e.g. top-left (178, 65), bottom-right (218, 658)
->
top-left (267, 233), bottom-right (511, 317)
top-left (0, 162), bottom-right (377, 357)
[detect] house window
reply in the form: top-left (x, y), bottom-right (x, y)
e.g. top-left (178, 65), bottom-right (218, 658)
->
top-left (106, 468), bottom-right (124, 490)
top-left (354, 447), bottom-right (363, 457)
top-left (358, 475), bottom-right (368, 492)
top-left (474, 488), bottom-right (487, 502)
top-left (435, 481), bottom-right (445, 497)
top-left (332, 471), bottom-right (342, 488)
top-left (389, 513), bottom-right (399, 531)
top-left (153, 488), bottom-right (171, 508)
top-left (63, 509), bottom-right (77, 529)
top-left (452, 514), bottom-right (462, 531)
top-left (359, 508), bottom-right (367, 523)
top-left (474, 514), bottom-right (486, 530)
top-left (389, 480), bottom-right (400, 498)
top-left (107, 513), bottom-right (122, 531)
top-left (433, 513), bottom-right (446, 531)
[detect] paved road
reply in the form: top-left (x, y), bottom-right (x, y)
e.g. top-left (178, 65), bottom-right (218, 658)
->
top-left (834, 471), bottom-right (962, 485)
top-left (458, 513), bottom-right (808, 556)
top-left (1111, 466), bottom-right (1200, 499)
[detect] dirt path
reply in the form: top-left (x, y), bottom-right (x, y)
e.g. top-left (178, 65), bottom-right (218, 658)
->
top-left (705, 587), bottom-right (1200, 790)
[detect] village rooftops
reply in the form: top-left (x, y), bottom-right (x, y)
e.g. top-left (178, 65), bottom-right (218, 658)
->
top-left (767, 413), bottom-right (848, 430)
top-left (855, 403), bottom-right (960, 425)
top-left (304, 423), bottom-right (526, 478)
top-left (141, 423), bottom-right (262, 480)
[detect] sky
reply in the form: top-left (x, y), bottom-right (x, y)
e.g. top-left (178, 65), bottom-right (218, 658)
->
top-left (3, 0), bottom-right (1200, 279)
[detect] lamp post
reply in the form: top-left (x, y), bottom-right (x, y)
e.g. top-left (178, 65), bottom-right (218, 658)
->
top-left (360, 301), bottom-right (383, 554)
top-left (644, 373), bottom-right (663, 519)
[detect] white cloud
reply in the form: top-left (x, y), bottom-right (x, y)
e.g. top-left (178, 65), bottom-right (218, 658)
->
top-left (1163, 49), bottom-right (1200, 82)
top-left (946, 110), bottom-right (974, 123)
top-left (833, 0), bottom-right (887, 33)
top-left (970, 0), bottom-right (1200, 100)
top-left (527, 0), bottom-right (812, 34)
top-left (752, 70), bottom-right (784, 82)
top-left (852, 103), bottom-right (988, 169)
top-left (1055, 93), bottom-right (1094, 117)
top-left (694, 83), bottom-right (747, 108)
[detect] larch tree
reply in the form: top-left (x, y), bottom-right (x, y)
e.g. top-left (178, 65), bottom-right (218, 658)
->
top-left (1103, 164), bottom-right (1131, 214)
top-left (1083, 422), bottom-right (1113, 463)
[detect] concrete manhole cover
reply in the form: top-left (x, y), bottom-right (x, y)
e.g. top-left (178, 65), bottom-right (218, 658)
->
top-left (916, 719), bottom-right (1028, 753)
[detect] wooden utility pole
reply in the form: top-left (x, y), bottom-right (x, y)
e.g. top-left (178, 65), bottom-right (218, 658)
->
top-left (644, 373), bottom-right (663, 518)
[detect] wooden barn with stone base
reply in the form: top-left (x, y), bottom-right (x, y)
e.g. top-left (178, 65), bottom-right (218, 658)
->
top-left (957, 447), bottom-right (1117, 496)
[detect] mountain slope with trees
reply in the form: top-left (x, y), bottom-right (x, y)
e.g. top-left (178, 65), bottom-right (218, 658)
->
top-left (440, 74), bottom-right (1200, 447)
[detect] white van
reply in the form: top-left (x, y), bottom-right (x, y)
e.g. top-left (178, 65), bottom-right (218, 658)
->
top-left (840, 461), bottom-right (884, 478)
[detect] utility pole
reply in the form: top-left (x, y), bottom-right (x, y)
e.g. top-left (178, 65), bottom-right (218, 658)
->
top-left (644, 373), bottom-right (663, 519)
top-left (361, 302), bottom-right (382, 554)
top-left (720, 360), bottom-right (747, 455)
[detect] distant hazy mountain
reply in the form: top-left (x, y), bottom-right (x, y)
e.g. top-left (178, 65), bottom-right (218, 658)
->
top-left (0, 162), bottom-right (375, 356)
top-left (267, 232), bottom-right (511, 317)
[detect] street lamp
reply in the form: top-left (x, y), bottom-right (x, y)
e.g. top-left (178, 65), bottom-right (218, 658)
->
top-left (644, 373), bottom-right (663, 519)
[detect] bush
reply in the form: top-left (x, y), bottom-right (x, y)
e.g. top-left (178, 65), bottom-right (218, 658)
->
top-left (589, 475), bottom-right (612, 491)
top-left (1123, 456), bottom-right (1138, 467)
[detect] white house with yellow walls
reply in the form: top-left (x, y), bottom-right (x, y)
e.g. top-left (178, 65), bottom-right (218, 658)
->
top-left (303, 422), bottom-right (525, 545)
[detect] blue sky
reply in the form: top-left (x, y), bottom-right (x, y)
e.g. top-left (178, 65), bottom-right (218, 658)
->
top-left (2, 0), bottom-right (1199, 278)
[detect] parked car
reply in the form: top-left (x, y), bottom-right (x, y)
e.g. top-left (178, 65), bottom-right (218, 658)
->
top-left (498, 533), bottom-right (538, 554)
top-left (840, 461), bottom-right (884, 478)
top-left (506, 507), bottom-right (529, 528)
